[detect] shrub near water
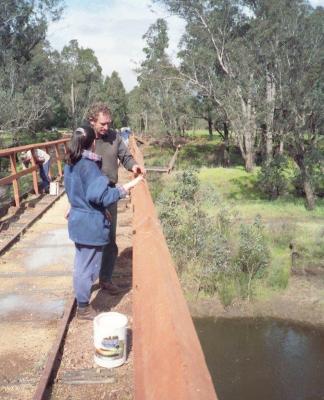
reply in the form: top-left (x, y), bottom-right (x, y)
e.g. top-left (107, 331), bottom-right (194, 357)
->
top-left (157, 169), bottom-right (259, 305)
top-left (235, 216), bottom-right (271, 300)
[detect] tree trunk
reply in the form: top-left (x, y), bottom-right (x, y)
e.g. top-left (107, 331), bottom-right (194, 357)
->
top-left (70, 80), bottom-right (75, 129)
top-left (303, 177), bottom-right (316, 210)
top-left (279, 138), bottom-right (284, 154)
top-left (223, 122), bottom-right (230, 167)
top-left (265, 70), bottom-right (276, 163)
top-left (294, 154), bottom-right (316, 210)
top-left (245, 147), bottom-right (255, 172)
top-left (238, 85), bottom-right (256, 172)
top-left (144, 111), bottom-right (148, 135)
top-left (207, 116), bottom-right (213, 138)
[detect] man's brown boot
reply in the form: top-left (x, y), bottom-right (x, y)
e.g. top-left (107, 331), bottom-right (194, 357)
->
top-left (99, 281), bottom-right (128, 295)
top-left (77, 305), bottom-right (97, 320)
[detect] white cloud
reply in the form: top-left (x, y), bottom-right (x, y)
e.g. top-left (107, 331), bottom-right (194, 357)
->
top-left (47, 0), bottom-right (185, 91)
top-left (47, 0), bottom-right (323, 92)
top-left (310, 0), bottom-right (324, 5)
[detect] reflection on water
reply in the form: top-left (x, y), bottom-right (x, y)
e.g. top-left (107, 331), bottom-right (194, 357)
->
top-left (194, 317), bottom-right (324, 400)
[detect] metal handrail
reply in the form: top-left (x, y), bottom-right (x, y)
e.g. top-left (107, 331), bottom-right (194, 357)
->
top-left (130, 135), bottom-right (218, 400)
top-left (0, 138), bottom-right (70, 207)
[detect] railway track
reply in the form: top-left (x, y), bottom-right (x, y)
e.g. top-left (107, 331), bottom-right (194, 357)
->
top-left (0, 169), bottom-right (134, 400)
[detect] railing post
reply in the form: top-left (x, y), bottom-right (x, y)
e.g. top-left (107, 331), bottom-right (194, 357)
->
top-left (9, 153), bottom-right (20, 208)
top-left (45, 145), bottom-right (52, 180)
top-left (30, 149), bottom-right (40, 195)
top-left (54, 144), bottom-right (62, 177)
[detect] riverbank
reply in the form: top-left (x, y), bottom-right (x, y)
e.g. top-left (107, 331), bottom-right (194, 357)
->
top-left (188, 275), bottom-right (324, 329)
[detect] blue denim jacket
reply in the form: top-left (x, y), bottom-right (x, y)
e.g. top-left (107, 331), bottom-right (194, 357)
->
top-left (64, 153), bottom-right (125, 246)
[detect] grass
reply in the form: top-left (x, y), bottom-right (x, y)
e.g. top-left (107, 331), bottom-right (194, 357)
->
top-left (146, 136), bottom-right (324, 303)
top-left (198, 166), bottom-right (324, 219)
top-left (143, 146), bottom-right (174, 168)
top-left (185, 129), bottom-right (212, 137)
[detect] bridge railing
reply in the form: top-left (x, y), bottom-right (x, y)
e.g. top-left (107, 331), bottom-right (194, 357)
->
top-left (130, 135), bottom-right (218, 400)
top-left (0, 139), bottom-right (69, 208)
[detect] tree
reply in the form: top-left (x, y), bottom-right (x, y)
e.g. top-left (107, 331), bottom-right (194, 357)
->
top-left (60, 40), bottom-right (103, 128)
top-left (136, 18), bottom-right (187, 141)
top-left (101, 71), bottom-right (128, 128)
top-left (243, 0), bottom-right (324, 208)
top-left (155, 0), bottom-right (259, 171)
top-left (0, 0), bottom-right (64, 135)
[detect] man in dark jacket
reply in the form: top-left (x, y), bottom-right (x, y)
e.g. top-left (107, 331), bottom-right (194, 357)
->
top-left (86, 102), bottom-right (145, 295)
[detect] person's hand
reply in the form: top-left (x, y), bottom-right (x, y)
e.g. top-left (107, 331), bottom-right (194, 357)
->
top-left (132, 164), bottom-right (146, 177)
top-left (123, 175), bottom-right (144, 192)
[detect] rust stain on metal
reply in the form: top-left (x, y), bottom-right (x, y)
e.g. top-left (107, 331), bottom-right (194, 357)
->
top-left (131, 136), bottom-right (218, 400)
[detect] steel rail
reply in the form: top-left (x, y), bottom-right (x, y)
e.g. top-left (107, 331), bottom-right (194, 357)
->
top-left (33, 297), bottom-right (76, 400)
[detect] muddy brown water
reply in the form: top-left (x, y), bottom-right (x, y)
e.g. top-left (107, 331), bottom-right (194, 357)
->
top-left (194, 317), bottom-right (324, 400)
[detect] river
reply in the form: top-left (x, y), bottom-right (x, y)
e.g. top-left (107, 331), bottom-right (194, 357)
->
top-left (194, 317), bottom-right (324, 400)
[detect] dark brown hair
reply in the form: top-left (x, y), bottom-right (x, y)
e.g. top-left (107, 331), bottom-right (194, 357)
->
top-left (65, 126), bottom-right (95, 165)
top-left (86, 102), bottom-right (111, 122)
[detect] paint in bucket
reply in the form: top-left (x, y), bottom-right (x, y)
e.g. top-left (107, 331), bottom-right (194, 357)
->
top-left (93, 312), bottom-right (128, 368)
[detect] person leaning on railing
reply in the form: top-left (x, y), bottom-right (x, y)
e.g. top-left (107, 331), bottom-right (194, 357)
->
top-left (85, 102), bottom-right (146, 295)
top-left (64, 126), bottom-right (143, 320)
top-left (21, 148), bottom-right (51, 193)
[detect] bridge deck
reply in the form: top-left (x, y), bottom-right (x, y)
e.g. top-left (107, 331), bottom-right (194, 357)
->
top-left (0, 169), bottom-right (134, 399)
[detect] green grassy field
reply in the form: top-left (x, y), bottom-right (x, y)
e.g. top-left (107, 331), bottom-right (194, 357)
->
top-left (197, 166), bottom-right (324, 290)
top-left (145, 137), bottom-right (324, 302)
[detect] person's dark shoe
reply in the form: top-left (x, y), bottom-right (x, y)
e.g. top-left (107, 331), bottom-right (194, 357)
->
top-left (99, 281), bottom-right (128, 295)
top-left (77, 305), bottom-right (97, 320)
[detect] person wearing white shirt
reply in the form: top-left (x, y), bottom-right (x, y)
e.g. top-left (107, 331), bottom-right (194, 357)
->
top-left (21, 149), bottom-right (51, 191)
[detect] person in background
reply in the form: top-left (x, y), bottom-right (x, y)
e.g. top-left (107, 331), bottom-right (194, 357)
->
top-left (86, 102), bottom-right (146, 295)
top-left (21, 148), bottom-right (51, 192)
top-left (64, 126), bottom-right (143, 320)
top-left (120, 127), bottom-right (132, 147)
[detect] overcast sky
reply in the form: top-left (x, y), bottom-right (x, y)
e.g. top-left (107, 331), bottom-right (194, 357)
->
top-left (47, 0), bottom-right (324, 93)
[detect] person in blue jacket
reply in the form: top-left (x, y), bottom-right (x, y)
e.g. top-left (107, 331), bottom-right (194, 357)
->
top-left (64, 126), bottom-right (143, 320)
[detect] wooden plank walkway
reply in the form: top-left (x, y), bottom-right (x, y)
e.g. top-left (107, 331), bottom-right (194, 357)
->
top-left (0, 168), bottom-right (134, 400)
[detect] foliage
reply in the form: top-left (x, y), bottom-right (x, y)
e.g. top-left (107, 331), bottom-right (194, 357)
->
top-left (0, 0), bottom-right (64, 133)
top-left (257, 154), bottom-right (289, 199)
top-left (131, 18), bottom-right (189, 138)
top-left (157, 169), bottom-right (235, 300)
top-left (235, 216), bottom-right (270, 300)
top-left (60, 40), bottom-right (103, 129)
top-left (100, 71), bottom-right (128, 128)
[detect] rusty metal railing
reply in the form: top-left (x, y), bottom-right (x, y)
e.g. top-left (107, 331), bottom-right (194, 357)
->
top-left (0, 139), bottom-right (69, 208)
top-left (130, 135), bottom-right (218, 400)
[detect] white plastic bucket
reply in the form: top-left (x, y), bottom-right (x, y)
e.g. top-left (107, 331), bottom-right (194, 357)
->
top-left (93, 312), bottom-right (128, 368)
top-left (49, 181), bottom-right (59, 196)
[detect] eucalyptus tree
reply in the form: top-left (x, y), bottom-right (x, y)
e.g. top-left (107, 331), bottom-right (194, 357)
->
top-left (154, 0), bottom-right (260, 171)
top-left (136, 18), bottom-right (187, 140)
top-left (274, 4), bottom-right (324, 209)
top-left (243, 0), bottom-right (324, 208)
top-left (0, 0), bottom-right (63, 135)
top-left (60, 40), bottom-right (103, 129)
top-left (101, 71), bottom-right (128, 128)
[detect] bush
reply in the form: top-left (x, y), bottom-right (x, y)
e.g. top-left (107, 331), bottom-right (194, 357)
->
top-left (267, 263), bottom-right (290, 290)
top-left (157, 169), bottom-right (239, 303)
top-left (257, 154), bottom-right (289, 199)
top-left (235, 215), bottom-right (270, 300)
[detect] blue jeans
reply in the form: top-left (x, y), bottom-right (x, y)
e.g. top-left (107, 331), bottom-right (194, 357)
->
top-left (99, 201), bottom-right (118, 283)
top-left (73, 243), bottom-right (103, 306)
top-left (39, 160), bottom-right (51, 190)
